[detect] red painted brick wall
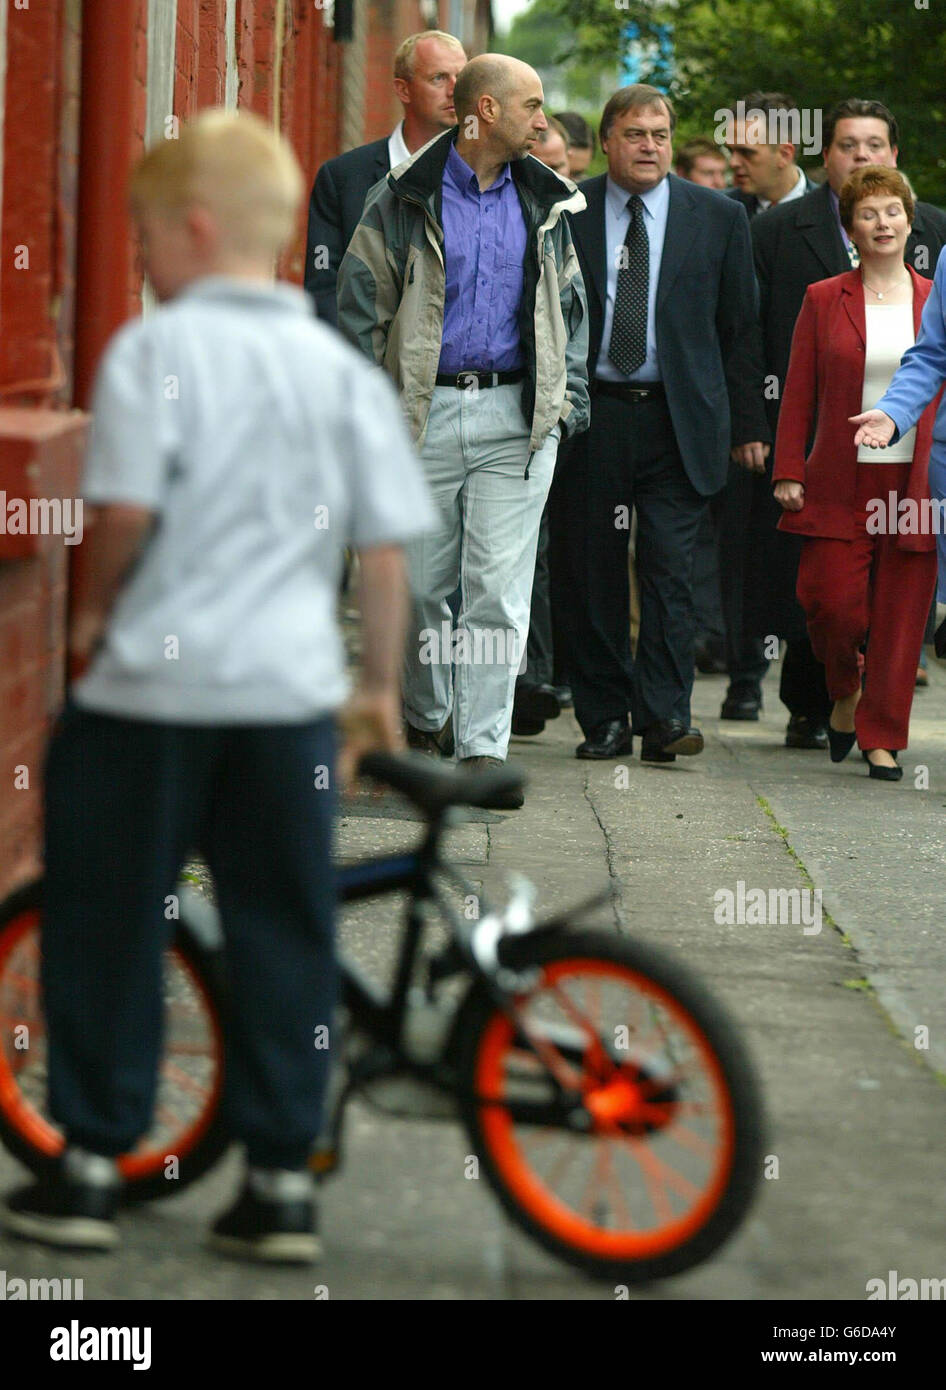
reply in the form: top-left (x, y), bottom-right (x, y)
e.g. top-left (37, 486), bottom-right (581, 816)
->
top-left (0, 415), bottom-right (84, 905)
top-left (0, 553), bottom-right (52, 898)
top-left (175, 0), bottom-right (202, 121)
top-left (54, 1), bottom-right (82, 408)
top-left (281, 0), bottom-right (342, 283)
top-left (0, 0), bottom-right (446, 904)
top-left (0, 0), bottom-right (66, 397)
top-left (0, 0), bottom-right (84, 903)
top-left (198, 0), bottom-right (229, 109)
top-left (363, 0), bottom-right (464, 143)
top-left (130, 0), bottom-right (149, 311)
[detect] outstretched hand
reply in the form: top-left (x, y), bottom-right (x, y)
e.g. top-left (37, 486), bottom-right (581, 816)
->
top-left (850, 409), bottom-right (896, 449)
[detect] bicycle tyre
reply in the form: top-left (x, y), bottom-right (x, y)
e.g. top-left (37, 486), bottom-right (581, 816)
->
top-left (0, 879), bottom-right (230, 1204)
top-left (453, 926), bottom-right (765, 1284)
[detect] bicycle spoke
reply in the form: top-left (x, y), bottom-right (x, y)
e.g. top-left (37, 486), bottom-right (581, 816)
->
top-left (596, 1140), bottom-right (633, 1229)
top-left (535, 1133), bottom-right (581, 1190)
top-left (161, 1060), bottom-right (212, 1100)
top-left (660, 1121), bottom-right (719, 1162)
top-left (624, 1134), bottom-right (703, 1212)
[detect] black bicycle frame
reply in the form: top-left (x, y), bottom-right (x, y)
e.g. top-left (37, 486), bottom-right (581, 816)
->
top-left (334, 811), bottom-right (483, 1051)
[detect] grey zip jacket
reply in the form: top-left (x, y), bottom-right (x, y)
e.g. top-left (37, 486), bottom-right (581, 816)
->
top-left (337, 127), bottom-right (591, 454)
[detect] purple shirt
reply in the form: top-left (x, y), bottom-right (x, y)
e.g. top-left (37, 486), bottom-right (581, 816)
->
top-left (437, 141), bottom-right (526, 374)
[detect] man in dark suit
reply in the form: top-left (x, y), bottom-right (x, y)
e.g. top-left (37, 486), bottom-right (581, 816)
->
top-left (746, 97), bottom-right (946, 747)
top-left (551, 84), bottom-right (770, 762)
top-left (304, 29), bottom-right (466, 324)
top-left (724, 92), bottom-right (819, 218)
top-left (706, 93), bottom-right (821, 723)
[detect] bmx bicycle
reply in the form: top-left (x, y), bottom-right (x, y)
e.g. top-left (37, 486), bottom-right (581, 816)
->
top-left (0, 752), bottom-right (764, 1283)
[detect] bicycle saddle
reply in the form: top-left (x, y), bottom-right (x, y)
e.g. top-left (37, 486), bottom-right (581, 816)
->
top-left (358, 751), bottom-right (525, 815)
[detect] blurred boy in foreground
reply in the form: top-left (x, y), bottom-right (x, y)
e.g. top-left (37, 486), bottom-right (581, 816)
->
top-left (1, 110), bottom-right (434, 1263)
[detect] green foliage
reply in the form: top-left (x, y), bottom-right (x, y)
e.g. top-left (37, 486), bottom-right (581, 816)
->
top-left (531, 0), bottom-right (946, 204)
top-left (493, 0), bottom-right (569, 66)
top-left (496, 0), bottom-right (624, 158)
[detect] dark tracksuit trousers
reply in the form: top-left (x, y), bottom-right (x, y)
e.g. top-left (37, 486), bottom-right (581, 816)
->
top-left (42, 703), bottom-right (337, 1170)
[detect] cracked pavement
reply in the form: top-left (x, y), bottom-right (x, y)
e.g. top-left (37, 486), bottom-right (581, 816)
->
top-left (1, 656), bottom-right (945, 1299)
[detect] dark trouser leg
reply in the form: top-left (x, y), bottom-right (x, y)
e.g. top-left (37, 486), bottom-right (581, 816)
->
top-left (712, 462), bottom-right (769, 696)
top-left (780, 635), bottom-right (832, 724)
top-left (548, 449), bottom-right (574, 686)
top-left (517, 507), bottom-right (553, 689)
top-left (42, 708), bottom-right (215, 1156)
top-left (203, 721), bottom-right (337, 1170)
top-left (554, 400), bottom-right (636, 736)
top-left (631, 401), bottom-right (706, 733)
top-left (691, 508), bottom-right (725, 652)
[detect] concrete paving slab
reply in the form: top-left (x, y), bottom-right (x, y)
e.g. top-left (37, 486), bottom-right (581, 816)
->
top-left (2, 654), bottom-right (945, 1299)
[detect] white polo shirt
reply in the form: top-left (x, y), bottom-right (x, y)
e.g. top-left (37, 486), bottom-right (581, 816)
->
top-left (74, 276), bottom-right (435, 724)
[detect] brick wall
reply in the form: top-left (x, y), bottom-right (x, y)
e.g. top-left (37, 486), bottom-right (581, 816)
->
top-left (0, 0), bottom-right (86, 904)
top-left (55, 0), bottom-right (82, 407)
top-left (0, 0), bottom-right (65, 398)
top-left (0, 413), bottom-right (84, 904)
top-left (197, 0), bottom-right (229, 109)
top-left (361, 0), bottom-right (490, 144)
top-left (281, 1), bottom-right (341, 284)
top-left (0, 0), bottom-right (492, 906)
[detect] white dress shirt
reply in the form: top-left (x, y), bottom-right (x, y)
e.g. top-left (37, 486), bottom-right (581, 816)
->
top-left (756, 165), bottom-right (807, 213)
top-left (596, 174), bottom-right (670, 383)
top-left (388, 121), bottom-right (410, 170)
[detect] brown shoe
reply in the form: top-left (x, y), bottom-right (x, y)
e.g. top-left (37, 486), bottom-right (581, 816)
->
top-left (405, 719), bottom-right (454, 758)
top-left (459, 756), bottom-right (524, 810)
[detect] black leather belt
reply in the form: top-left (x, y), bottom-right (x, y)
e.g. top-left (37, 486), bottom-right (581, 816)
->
top-left (435, 369), bottom-right (525, 389)
top-left (593, 379), bottom-right (665, 402)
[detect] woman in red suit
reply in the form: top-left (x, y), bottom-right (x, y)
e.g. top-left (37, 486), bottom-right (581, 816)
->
top-left (773, 166), bottom-right (939, 781)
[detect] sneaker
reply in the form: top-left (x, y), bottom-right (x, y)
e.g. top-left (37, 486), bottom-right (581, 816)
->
top-left (210, 1180), bottom-right (321, 1264)
top-left (2, 1165), bottom-right (120, 1251)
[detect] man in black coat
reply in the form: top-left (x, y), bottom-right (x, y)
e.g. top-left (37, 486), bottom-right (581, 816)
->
top-left (746, 97), bottom-right (946, 747)
top-left (724, 91), bottom-right (820, 219)
top-left (303, 29), bottom-right (466, 324)
top-left (551, 84), bottom-right (770, 763)
top-left (709, 93), bottom-right (820, 724)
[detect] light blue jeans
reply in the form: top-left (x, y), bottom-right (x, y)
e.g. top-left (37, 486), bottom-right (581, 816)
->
top-left (403, 384), bottom-right (559, 760)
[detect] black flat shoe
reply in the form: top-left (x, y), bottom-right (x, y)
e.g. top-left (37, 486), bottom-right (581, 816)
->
top-left (827, 726), bottom-right (857, 762)
top-left (641, 719), bottom-right (704, 762)
top-left (862, 750), bottom-right (903, 781)
top-left (576, 719), bottom-right (633, 760)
